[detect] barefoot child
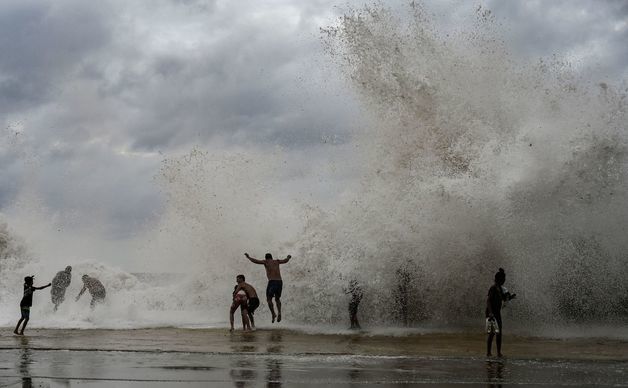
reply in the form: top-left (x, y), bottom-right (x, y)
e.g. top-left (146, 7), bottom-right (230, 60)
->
top-left (15, 276), bottom-right (51, 335)
top-left (230, 286), bottom-right (251, 332)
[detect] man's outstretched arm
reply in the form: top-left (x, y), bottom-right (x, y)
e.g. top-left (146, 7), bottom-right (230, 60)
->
top-left (76, 285), bottom-right (87, 301)
top-left (278, 255), bottom-right (292, 264)
top-left (244, 253), bottom-right (264, 264)
top-left (35, 283), bottom-right (51, 290)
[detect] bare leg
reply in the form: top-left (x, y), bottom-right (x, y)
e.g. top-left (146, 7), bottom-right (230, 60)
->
top-left (276, 297), bottom-right (282, 322)
top-left (486, 333), bottom-right (494, 357)
top-left (248, 312), bottom-right (255, 329)
top-left (14, 318), bottom-right (24, 335)
top-left (496, 318), bottom-right (503, 357)
top-left (230, 306), bottom-right (236, 332)
top-left (19, 318), bottom-right (29, 335)
top-left (267, 297), bottom-right (276, 323)
top-left (241, 310), bottom-right (251, 330)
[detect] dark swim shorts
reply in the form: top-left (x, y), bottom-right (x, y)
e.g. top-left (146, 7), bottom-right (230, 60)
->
top-left (266, 280), bottom-right (283, 299)
top-left (20, 307), bottom-right (30, 319)
top-left (247, 297), bottom-right (260, 314)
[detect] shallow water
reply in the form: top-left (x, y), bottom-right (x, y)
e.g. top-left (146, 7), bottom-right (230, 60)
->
top-left (0, 328), bottom-right (626, 387)
top-left (1, 348), bottom-right (627, 387)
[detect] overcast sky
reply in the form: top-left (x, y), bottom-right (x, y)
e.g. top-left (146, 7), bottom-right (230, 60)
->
top-left (0, 0), bottom-right (626, 268)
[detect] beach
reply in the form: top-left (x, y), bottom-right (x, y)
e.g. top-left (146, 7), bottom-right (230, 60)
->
top-left (0, 328), bottom-right (627, 386)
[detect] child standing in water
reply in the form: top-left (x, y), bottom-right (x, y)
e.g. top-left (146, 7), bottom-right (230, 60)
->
top-left (486, 268), bottom-right (516, 357)
top-left (14, 276), bottom-right (51, 335)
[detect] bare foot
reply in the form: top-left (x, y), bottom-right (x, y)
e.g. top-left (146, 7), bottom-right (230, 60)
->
top-left (271, 313), bottom-right (276, 323)
top-left (277, 314), bottom-right (281, 322)
top-left (13, 330), bottom-right (19, 335)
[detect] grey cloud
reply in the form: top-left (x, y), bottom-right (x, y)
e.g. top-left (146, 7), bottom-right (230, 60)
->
top-left (0, 0), bottom-right (626, 246)
top-left (0, 0), bottom-right (112, 115)
top-left (486, 0), bottom-right (628, 78)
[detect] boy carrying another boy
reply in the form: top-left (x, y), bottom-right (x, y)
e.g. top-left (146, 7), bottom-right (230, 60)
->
top-left (15, 276), bottom-right (51, 335)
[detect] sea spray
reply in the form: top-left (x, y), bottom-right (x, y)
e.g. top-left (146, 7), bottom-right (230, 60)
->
top-left (0, 2), bottom-right (627, 330)
top-left (289, 2), bottom-right (628, 326)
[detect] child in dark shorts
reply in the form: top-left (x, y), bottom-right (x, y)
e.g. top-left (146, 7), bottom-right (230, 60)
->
top-left (14, 276), bottom-right (51, 335)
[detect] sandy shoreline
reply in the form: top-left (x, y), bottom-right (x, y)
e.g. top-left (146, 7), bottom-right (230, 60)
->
top-left (0, 327), bottom-right (627, 361)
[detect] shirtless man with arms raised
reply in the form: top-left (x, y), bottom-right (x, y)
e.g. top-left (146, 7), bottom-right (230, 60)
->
top-left (244, 252), bottom-right (291, 323)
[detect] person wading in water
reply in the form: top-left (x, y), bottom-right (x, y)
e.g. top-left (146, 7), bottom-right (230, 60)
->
top-left (244, 252), bottom-right (291, 323)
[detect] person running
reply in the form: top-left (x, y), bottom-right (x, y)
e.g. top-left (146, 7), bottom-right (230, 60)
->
top-left (233, 274), bottom-right (260, 329)
top-left (244, 252), bottom-right (291, 323)
top-left (230, 285), bottom-right (251, 332)
top-left (486, 268), bottom-right (516, 357)
top-left (51, 266), bottom-right (72, 311)
top-left (14, 276), bottom-right (51, 335)
top-left (345, 279), bottom-right (363, 330)
top-left (76, 275), bottom-right (106, 308)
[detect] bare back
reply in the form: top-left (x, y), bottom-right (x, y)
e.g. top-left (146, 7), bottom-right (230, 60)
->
top-left (263, 260), bottom-right (283, 281)
top-left (241, 282), bottom-right (258, 298)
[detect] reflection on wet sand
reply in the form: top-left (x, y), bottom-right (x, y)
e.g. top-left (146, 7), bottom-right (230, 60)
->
top-left (266, 330), bottom-right (283, 387)
top-left (230, 359), bottom-right (258, 388)
top-left (348, 361), bottom-right (362, 384)
top-left (266, 359), bottom-right (282, 388)
top-left (230, 331), bottom-right (259, 353)
top-left (267, 330), bottom-right (283, 354)
top-left (18, 337), bottom-right (32, 388)
top-left (485, 360), bottom-right (505, 388)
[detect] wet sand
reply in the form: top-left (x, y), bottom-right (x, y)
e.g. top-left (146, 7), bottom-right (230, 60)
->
top-left (0, 328), bottom-right (626, 386)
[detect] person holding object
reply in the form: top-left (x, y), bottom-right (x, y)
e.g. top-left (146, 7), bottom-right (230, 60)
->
top-left (15, 276), bottom-right (51, 335)
top-left (244, 252), bottom-right (291, 323)
top-left (230, 285), bottom-right (251, 332)
top-left (486, 268), bottom-right (516, 357)
top-left (233, 274), bottom-right (260, 329)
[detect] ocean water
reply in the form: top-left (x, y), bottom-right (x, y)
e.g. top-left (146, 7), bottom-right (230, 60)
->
top-left (0, 329), bottom-right (627, 387)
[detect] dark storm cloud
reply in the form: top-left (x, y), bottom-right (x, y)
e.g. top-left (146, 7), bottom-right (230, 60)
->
top-left (0, 0), bottom-right (626, 244)
top-left (0, 0), bottom-right (111, 114)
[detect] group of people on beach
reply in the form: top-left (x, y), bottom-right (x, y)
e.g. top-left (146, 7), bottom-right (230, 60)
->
top-left (230, 253), bottom-right (291, 331)
top-left (14, 266), bottom-right (106, 335)
top-left (15, 253), bottom-right (515, 358)
top-left (229, 256), bottom-right (516, 358)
